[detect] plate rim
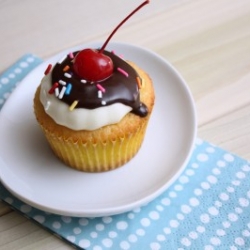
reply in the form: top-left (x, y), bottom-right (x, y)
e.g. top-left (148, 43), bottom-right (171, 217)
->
top-left (0, 42), bottom-right (196, 217)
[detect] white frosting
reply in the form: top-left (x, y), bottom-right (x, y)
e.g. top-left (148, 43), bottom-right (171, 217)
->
top-left (39, 73), bottom-right (132, 131)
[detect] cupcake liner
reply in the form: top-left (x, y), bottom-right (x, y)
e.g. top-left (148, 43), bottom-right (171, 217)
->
top-left (41, 118), bottom-right (149, 172)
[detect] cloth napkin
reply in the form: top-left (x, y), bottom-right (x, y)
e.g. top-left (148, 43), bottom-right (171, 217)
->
top-left (1, 54), bottom-right (250, 250)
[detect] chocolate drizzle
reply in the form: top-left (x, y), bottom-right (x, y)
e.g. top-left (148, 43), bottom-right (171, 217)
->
top-left (51, 50), bottom-right (148, 117)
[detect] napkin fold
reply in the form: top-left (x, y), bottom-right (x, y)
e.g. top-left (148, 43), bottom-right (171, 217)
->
top-left (1, 55), bottom-right (250, 250)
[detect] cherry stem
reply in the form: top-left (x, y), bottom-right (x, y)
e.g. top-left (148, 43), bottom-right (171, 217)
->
top-left (99, 0), bottom-right (150, 54)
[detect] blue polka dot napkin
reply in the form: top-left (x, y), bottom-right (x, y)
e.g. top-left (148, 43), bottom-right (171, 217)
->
top-left (1, 54), bottom-right (250, 250)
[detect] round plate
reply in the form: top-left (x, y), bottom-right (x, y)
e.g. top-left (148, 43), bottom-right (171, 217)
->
top-left (0, 42), bottom-right (196, 217)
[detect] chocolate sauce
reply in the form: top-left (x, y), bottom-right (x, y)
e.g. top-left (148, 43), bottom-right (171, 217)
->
top-left (51, 50), bottom-right (148, 117)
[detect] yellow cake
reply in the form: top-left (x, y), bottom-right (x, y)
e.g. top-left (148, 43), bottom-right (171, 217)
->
top-left (33, 49), bottom-right (154, 172)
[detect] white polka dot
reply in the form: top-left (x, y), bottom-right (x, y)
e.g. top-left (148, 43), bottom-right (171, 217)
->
top-left (61, 216), bottom-right (71, 223)
top-left (93, 246), bottom-right (102, 250)
top-left (212, 168), bottom-right (221, 175)
top-left (73, 227), bottom-right (81, 234)
top-left (170, 220), bottom-right (179, 228)
top-left (242, 230), bottom-right (250, 237)
top-left (179, 176), bottom-right (189, 184)
top-left (200, 214), bottom-right (210, 223)
top-left (8, 73), bottom-right (15, 78)
top-left (128, 234), bottom-right (137, 242)
top-left (157, 234), bottom-right (166, 241)
top-left (215, 201), bottom-right (222, 208)
top-left (14, 68), bottom-right (22, 73)
top-left (169, 191), bottom-right (177, 197)
top-left (189, 231), bottom-right (198, 239)
top-left (222, 221), bottom-right (231, 228)
top-left (196, 226), bottom-right (205, 233)
top-left (96, 223), bottom-right (105, 231)
top-left (181, 205), bottom-right (192, 214)
top-left (20, 204), bottom-right (32, 213)
top-left (207, 175), bottom-right (218, 184)
top-left (210, 237), bottom-right (221, 246)
top-left (230, 246), bottom-right (237, 250)
top-left (149, 211), bottom-right (159, 220)
top-left (90, 232), bottom-right (98, 238)
top-left (66, 236), bottom-right (76, 243)
top-left (235, 237), bottom-right (245, 246)
top-left (33, 215), bottom-right (45, 224)
top-left (216, 229), bottom-right (226, 236)
top-left (236, 172), bottom-right (246, 179)
top-left (140, 218), bottom-right (151, 227)
top-left (120, 241), bottom-right (130, 250)
top-left (197, 153), bottom-right (209, 162)
top-left (232, 180), bottom-right (240, 186)
top-left (201, 182), bottom-right (210, 190)
top-left (79, 239), bottom-right (91, 248)
top-left (163, 227), bottom-right (171, 235)
top-left (108, 231), bottom-right (117, 238)
top-left (235, 207), bottom-right (243, 214)
top-left (206, 147), bottom-right (215, 153)
top-left (156, 205), bottom-right (164, 211)
top-left (208, 206), bottom-right (219, 216)
top-left (192, 163), bottom-right (199, 168)
top-left (127, 213), bottom-right (135, 219)
top-left (174, 185), bottom-right (183, 191)
top-left (186, 169), bottom-right (195, 176)
top-left (181, 237), bottom-right (191, 246)
top-left (79, 218), bottom-right (89, 226)
top-left (4, 197), bottom-right (13, 204)
top-left (224, 154), bottom-right (234, 162)
top-left (102, 216), bottom-right (112, 224)
top-left (1, 77), bottom-right (9, 84)
top-left (189, 197), bottom-right (199, 207)
top-left (27, 57), bottom-right (35, 62)
top-left (219, 193), bottom-right (229, 201)
top-left (177, 213), bottom-right (185, 220)
top-left (52, 221), bottom-right (61, 229)
top-left (102, 238), bottom-right (113, 248)
top-left (242, 165), bottom-right (250, 172)
top-left (117, 221), bottom-right (128, 230)
top-left (228, 213), bottom-right (238, 222)
top-left (217, 161), bottom-right (226, 167)
top-left (136, 229), bottom-right (145, 236)
top-left (150, 242), bottom-right (161, 250)
top-left (204, 245), bottom-right (214, 250)
top-left (133, 207), bottom-right (141, 213)
top-left (194, 188), bottom-right (203, 196)
top-left (20, 62), bottom-right (28, 68)
top-left (227, 186), bottom-right (235, 193)
top-left (161, 198), bottom-right (171, 206)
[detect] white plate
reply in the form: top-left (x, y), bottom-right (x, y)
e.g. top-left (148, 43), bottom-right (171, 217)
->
top-left (0, 42), bottom-right (196, 217)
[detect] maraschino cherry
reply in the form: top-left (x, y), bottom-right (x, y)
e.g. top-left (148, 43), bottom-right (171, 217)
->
top-left (73, 0), bottom-right (150, 82)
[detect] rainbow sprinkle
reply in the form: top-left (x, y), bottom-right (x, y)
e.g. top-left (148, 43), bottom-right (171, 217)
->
top-left (65, 83), bottom-right (72, 95)
top-left (63, 65), bottom-right (70, 72)
top-left (69, 100), bottom-right (78, 111)
top-left (44, 64), bottom-right (52, 75)
top-left (59, 80), bottom-right (66, 85)
top-left (96, 83), bottom-right (106, 93)
top-left (48, 82), bottom-right (59, 94)
top-left (117, 67), bottom-right (129, 77)
top-left (68, 52), bottom-right (74, 59)
top-left (64, 72), bottom-right (72, 78)
top-left (136, 76), bottom-right (142, 89)
top-left (58, 86), bottom-right (67, 99)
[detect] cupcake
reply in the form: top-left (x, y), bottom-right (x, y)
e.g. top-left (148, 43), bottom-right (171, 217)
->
top-left (33, 1), bottom-right (154, 172)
